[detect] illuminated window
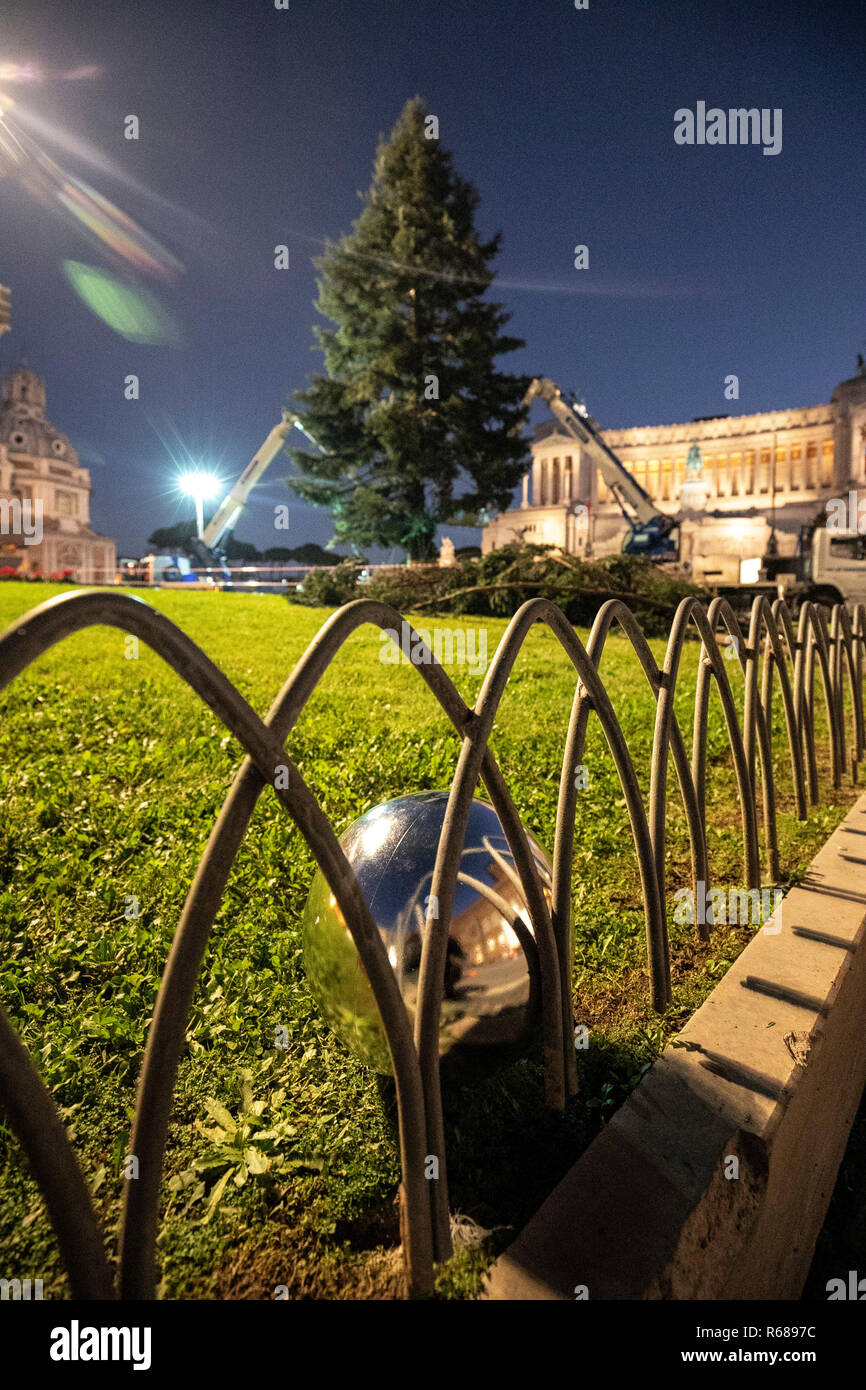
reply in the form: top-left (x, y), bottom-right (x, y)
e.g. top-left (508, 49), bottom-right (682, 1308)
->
top-left (56, 490), bottom-right (78, 516)
top-left (821, 440), bottom-right (834, 487)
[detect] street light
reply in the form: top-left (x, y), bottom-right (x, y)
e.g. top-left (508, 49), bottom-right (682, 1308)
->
top-left (179, 472), bottom-right (220, 539)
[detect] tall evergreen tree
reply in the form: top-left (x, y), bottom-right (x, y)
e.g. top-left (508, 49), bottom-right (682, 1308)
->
top-left (287, 98), bottom-right (530, 561)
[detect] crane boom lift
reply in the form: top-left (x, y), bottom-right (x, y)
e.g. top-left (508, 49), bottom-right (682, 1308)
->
top-left (202, 410), bottom-right (299, 553)
top-left (186, 409), bottom-right (317, 567)
top-left (522, 377), bottom-right (680, 559)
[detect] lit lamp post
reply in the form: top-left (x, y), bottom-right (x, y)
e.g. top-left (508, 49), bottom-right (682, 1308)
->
top-left (179, 472), bottom-right (219, 540)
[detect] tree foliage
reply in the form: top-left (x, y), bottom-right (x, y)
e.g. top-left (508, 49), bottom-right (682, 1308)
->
top-left (262, 542), bottom-right (343, 565)
top-left (289, 543), bottom-right (708, 635)
top-left (287, 97), bottom-right (530, 562)
top-left (147, 522), bottom-right (258, 560)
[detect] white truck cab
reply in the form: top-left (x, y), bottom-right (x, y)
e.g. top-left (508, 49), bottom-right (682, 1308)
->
top-left (804, 528), bottom-right (866, 606)
top-left (138, 553), bottom-right (194, 585)
top-left (755, 527), bottom-right (866, 611)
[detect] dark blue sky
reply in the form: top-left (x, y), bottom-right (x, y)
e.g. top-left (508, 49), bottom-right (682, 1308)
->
top-left (0, 0), bottom-right (863, 558)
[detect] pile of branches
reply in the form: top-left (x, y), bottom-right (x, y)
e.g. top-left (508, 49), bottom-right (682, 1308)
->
top-left (291, 543), bottom-right (707, 636)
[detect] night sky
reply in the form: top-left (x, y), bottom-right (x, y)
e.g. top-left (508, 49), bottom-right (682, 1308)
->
top-left (0, 0), bottom-right (863, 559)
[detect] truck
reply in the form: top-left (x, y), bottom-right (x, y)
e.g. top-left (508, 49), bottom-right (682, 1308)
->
top-left (185, 409), bottom-right (317, 571)
top-left (521, 376), bottom-right (681, 561)
top-left (739, 524), bottom-right (866, 612)
top-left (134, 410), bottom-right (319, 586)
top-left (128, 553), bottom-right (195, 585)
top-left (524, 377), bottom-right (866, 610)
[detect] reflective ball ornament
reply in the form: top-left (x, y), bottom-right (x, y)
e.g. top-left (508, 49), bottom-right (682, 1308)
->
top-left (302, 791), bottom-right (552, 1073)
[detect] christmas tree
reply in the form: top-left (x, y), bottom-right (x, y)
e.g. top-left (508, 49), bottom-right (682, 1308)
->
top-left (288, 97), bottom-right (530, 562)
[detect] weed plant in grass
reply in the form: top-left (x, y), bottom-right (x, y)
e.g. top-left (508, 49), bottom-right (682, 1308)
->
top-left (0, 583), bottom-right (856, 1298)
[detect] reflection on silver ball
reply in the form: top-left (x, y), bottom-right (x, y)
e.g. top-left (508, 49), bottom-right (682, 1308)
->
top-left (302, 792), bottom-right (552, 1073)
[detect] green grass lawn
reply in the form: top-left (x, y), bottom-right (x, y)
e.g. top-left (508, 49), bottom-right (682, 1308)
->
top-left (0, 581), bottom-right (857, 1299)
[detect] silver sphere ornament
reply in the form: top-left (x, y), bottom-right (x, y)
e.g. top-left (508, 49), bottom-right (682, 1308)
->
top-left (302, 791), bottom-right (552, 1073)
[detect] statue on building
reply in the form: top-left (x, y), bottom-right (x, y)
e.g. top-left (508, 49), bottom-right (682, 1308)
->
top-left (438, 536), bottom-right (456, 567)
top-left (679, 441), bottom-right (708, 512)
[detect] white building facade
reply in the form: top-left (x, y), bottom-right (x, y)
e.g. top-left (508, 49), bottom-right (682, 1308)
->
top-left (482, 365), bottom-right (866, 580)
top-left (0, 366), bottom-right (116, 582)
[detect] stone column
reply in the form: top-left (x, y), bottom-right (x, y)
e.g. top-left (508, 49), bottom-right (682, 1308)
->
top-left (522, 473), bottom-right (529, 508)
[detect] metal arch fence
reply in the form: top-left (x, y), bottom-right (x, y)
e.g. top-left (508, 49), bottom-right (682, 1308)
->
top-left (0, 587), bottom-right (863, 1300)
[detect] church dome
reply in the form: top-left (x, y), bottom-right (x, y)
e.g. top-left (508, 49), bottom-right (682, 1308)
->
top-left (0, 366), bottom-right (78, 464)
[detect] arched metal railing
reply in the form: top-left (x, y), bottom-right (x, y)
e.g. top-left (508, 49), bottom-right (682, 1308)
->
top-left (0, 587), bottom-right (862, 1298)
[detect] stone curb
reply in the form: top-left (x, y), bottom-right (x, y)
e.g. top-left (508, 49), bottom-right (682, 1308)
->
top-left (483, 793), bottom-right (866, 1300)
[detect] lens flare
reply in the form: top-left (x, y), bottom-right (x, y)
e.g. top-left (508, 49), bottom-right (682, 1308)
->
top-left (62, 261), bottom-right (183, 346)
top-left (0, 63), bottom-right (43, 84)
top-left (0, 116), bottom-right (27, 175)
top-left (0, 62), bottom-right (102, 84)
top-left (57, 175), bottom-right (184, 281)
top-left (0, 96), bottom-right (185, 279)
